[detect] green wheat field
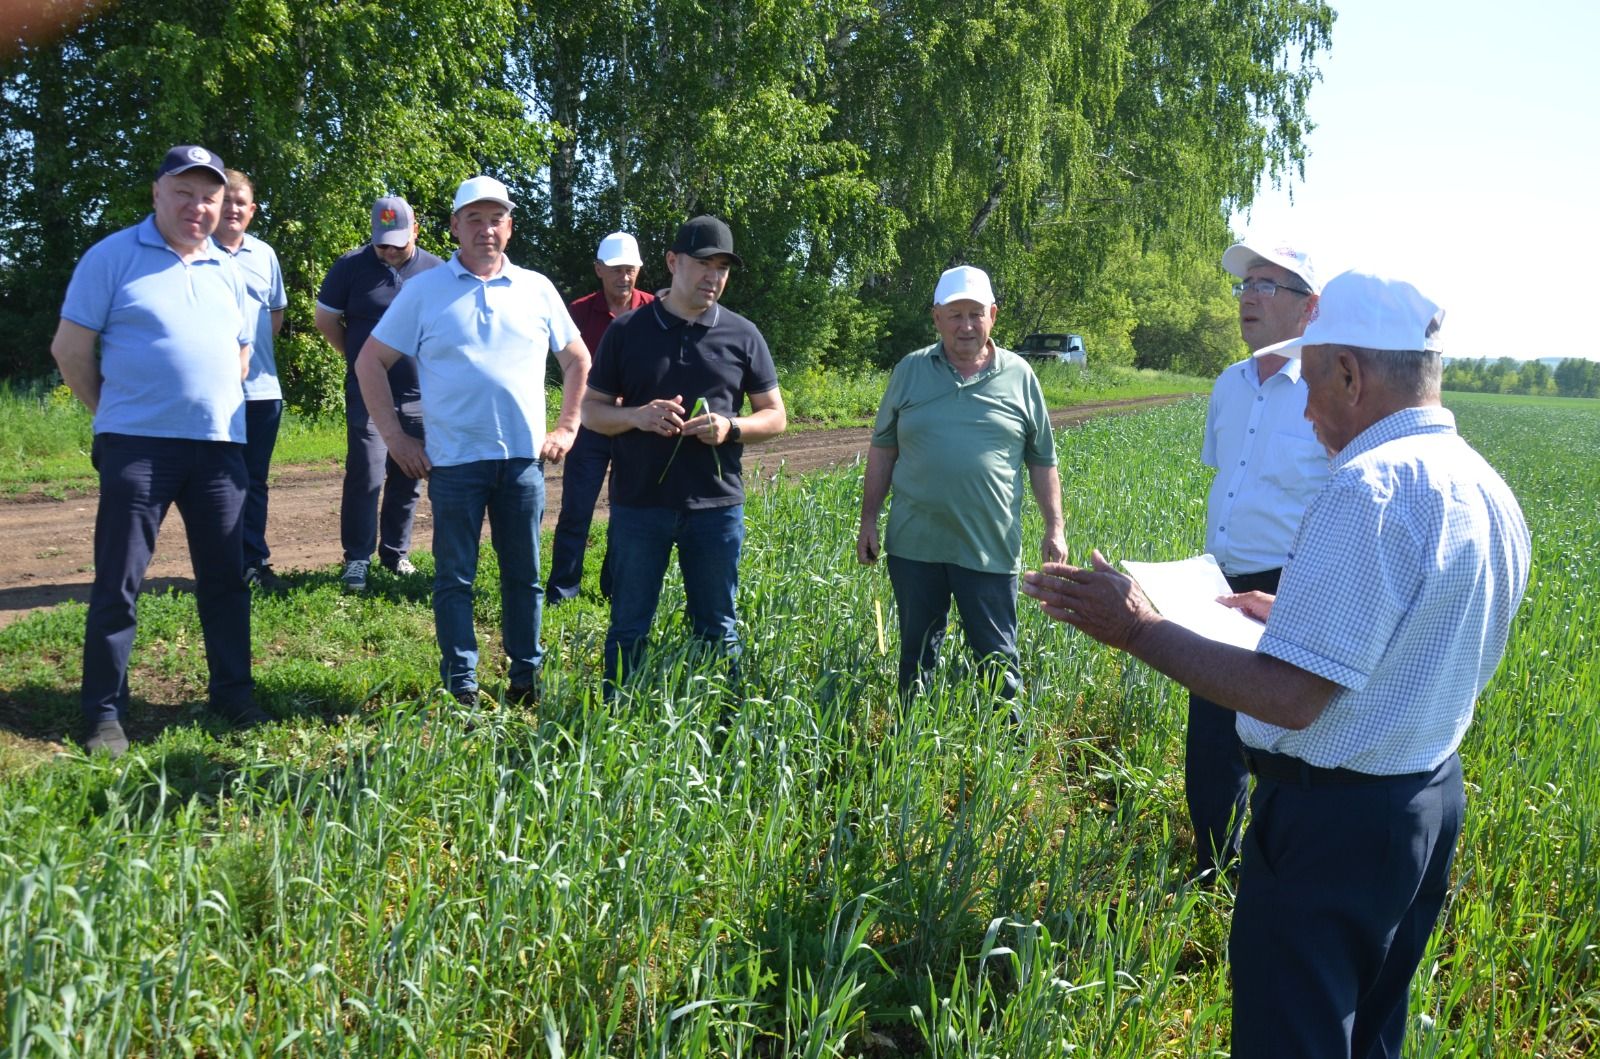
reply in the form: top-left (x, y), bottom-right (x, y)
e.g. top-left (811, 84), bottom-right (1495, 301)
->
top-left (1, 393), bottom-right (1595, 1056)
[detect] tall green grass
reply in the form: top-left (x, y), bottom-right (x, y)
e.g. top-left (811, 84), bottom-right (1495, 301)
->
top-left (0, 394), bottom-right (1594, 1055)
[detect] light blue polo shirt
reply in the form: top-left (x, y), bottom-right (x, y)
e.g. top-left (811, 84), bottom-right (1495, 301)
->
top-left (60, 215), bottom-right (251, 442)
top-left (371, 254), bottom-right (580, 468)
top-left (222, 232), bottom-right (288, 401)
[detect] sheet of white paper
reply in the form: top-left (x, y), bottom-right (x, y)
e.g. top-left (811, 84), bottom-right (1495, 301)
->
top-left (1120, 554), bottom-right (1265, 651)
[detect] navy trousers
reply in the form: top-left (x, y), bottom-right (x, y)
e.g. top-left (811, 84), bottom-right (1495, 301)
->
top-left (241, 398), bottom-right (282, 569)
top-left (1186, 566), bottom-right (1281, 874)
top-left (886, 554), bottom-right (1020, 700)
top-left (1230, 752), bottom-right (1464, 1059)
top-left (546, 425), bottom-right (614, 602)
top-left (341, 374), bottom-right (424, 566)
top-left (82, 433), bottom-right (253, 725)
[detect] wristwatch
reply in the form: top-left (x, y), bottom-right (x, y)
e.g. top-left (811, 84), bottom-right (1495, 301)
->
top-left (725, 416), bottom-right (742, 444)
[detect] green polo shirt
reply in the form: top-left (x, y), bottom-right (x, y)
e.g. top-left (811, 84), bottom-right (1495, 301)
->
top-left (872, 341), bottom-right (1057, 574)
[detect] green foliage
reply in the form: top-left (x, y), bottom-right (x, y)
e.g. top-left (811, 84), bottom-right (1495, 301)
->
top-left (1443, 356), bottom-right (1600, 398)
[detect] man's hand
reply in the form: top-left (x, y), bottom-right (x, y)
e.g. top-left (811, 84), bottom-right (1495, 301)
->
top-left (857, 522), bottom-right (881, 565)
top-left (634, 396), bottom-right (686, 437)
top-left (1021, 549), bottom-right (1160, 652)
top-left (542, 425), bottom-right (577, 463)
top-left (685, 410), bottom-right (732, 447)
top-left (1219, 590), bottom-right (1274, 623)
top-left (385, 432), bottom-right (431, 480)
top-left (1040, 532), bottom-right (1068, 565)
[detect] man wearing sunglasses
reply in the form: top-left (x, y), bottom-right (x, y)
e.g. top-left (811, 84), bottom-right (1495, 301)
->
top-left (1186, 237), bottom-right (1329, 881)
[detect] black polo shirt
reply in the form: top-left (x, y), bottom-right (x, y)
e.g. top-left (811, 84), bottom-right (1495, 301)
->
top-left (589, 298), bottom-right (779, 510)
top-left (316, 244), bottom-right (444, 403)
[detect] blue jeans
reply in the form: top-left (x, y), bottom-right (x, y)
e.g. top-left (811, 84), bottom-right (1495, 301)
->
top-left (886, 554), bottom-right (1020, 700)
top-left (83, 433), bottom-right (253, 724)
top-left (342, 374), bottom-right (425, 567)
top-left (546, 425), bottom-right (614, 602)
top-left (1230, 753), bottom-right (1464, 1059)
top-left (604, 504), bottom-right (744, 691)
top-left (427, 458), bottom-right (545, 695)
top-left (242, 398), bottom-right (282, 568)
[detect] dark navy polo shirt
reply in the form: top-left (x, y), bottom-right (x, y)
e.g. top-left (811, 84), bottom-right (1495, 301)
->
top-left (588, 299), bottom-right (779, 510)
top-left (316, 244), bottom-right (444, 402)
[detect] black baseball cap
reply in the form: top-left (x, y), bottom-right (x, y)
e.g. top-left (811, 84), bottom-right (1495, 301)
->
top-left (156, 145), bottom-right (226, 182)
top-left (670, 215), bottom-right (743, 266)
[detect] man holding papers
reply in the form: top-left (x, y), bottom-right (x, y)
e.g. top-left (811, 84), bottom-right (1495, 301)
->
top-left (1022, 271), bottom-right (1530, 1059)
top-left (1188, 238), bottom-right (1329, 878)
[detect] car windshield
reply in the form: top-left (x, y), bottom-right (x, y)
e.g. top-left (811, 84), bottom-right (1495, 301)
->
top-left (1020, 334), bottom-right (1067, 351)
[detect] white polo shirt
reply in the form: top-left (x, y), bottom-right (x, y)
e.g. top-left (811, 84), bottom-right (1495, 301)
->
top-left (1202, 357), bottom-right (1331, 575)
top-left (371, 254), bottom-right (579, 468)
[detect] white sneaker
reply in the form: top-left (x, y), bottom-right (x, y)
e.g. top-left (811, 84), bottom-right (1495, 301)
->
top-left (340, 559), bottom-right (370, 594)
top-left (392, 557), bottom-right (418, 576)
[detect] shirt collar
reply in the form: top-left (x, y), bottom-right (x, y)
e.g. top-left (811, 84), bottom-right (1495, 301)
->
top-left (1332, 405), bottom-right (1457, 471)
top-left (137, 214), bottom-right (226, 264)
top-left (1240, 355), bottom-right (1302, 387)
top-left (447, 252), bottom-right (514, 284)
top-left (652, 296), bottom-right (719, 330)
top-left (934, 339), bottom-right (999, 377)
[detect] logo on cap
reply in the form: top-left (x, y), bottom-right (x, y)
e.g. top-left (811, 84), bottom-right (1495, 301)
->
top-left (379, 209), bottom-right (397, 226)
top-left (186, 147), bottom-right (210, 163)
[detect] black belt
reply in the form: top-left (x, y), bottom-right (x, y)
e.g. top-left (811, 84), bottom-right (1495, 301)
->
top-left (1241, 748), bottom-right (1428, 787)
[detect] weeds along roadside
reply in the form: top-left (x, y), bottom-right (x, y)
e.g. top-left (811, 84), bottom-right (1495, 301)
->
top-left (0, 395), bottom-right (1595, 1054)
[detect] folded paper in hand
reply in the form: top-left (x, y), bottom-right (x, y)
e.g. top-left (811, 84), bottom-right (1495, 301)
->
top-left (1119, 554), bottom-right (1265, 651)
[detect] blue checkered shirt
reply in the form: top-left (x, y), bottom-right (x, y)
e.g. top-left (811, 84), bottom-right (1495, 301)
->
top-left (1242, 406), bottom-right (1531, 774)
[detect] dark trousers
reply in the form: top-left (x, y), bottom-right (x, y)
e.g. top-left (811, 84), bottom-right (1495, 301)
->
top-left (82, 433), bottom-right (253, 725)
top-left (886, 554), bottom-right (1020, 700)
top-left (1230, 752), bottom-right (1464, 1059)
top-left (546, 425), bottom-right (614, 602)
top-left (341, 374), bottom-right (424, 566)
top-left (1186, 566), bottom-right (1281, 874)
top-left (241, 398), bottom-right (282, 569)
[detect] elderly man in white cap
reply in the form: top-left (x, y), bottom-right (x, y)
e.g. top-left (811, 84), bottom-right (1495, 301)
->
top-left (1186, 236), bottom-right (1331, 880)
top-left (546, 231), bottom-right (657, 604)
top-left (354, 176), bottom-right (590, 707)
top-left (857, 264), bottom-right (1067, 706)
top-left (1022, 270), bottom-right (1530, 1059)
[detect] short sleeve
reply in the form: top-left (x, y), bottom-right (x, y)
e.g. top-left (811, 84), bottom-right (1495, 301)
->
top-left (587, 319), bottom-right (624, 398)
top-left (541, 277), bottom-right (580, 352)
top-left (267, 246), bottom-right (288, 311)
top-left (60, 240), bottom-right (118, 333)
top-left (316, 256), bottom-right (350, 313)
top-left (1022, 370), bottom-right (1056, 466)
top-left (743, 327), bottom-right (779, 396)
top-left (1257, 478), bottom-right (1420, 690)
top-left (870, 360), bottom-right (909, 448)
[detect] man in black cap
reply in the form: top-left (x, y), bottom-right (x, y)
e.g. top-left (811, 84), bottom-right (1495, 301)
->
top-left (315, 196), bottom-right (444, 593)
top-left (50, 145), bottom-right (270, 756)
top-left (581, 215), bottom-right (787, 696)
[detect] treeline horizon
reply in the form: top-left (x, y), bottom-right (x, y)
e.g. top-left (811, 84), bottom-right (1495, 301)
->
top-left (1, 0), bottom-right (1335, 418)
top-left (1442, 357), bottom-right (1600, 400)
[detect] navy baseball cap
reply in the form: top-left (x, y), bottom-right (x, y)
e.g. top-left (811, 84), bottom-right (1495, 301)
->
top-left (156, 145), bottom-right (226, 182)
top-left (670, 215), bottom-right (743, 266)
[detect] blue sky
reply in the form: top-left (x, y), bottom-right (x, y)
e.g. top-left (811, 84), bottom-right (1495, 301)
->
top-left (1232, 0), bottom-right (1600, 360)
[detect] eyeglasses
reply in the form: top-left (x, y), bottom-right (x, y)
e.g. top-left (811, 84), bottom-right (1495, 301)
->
top-left (1233, 279), bottom-right (1312, 299)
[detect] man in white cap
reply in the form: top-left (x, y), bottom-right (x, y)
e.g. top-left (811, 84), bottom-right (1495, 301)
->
top-left (1022, 270), bottom-right (1530, 1058)
top-left (1186, 236), bottom-right (1330, 879)
top-left (315, 195), bottom-right (444, 593)
top-left (857, 264), bottom-right (1066, 705)
top-left (354, 176), bottom-right (590, 707)
top-left (546, 231), bottom-right (657, 604)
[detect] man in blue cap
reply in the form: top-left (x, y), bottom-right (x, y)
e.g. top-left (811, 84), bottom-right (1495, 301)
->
top-left (50, 144), bottom-right (271, 756)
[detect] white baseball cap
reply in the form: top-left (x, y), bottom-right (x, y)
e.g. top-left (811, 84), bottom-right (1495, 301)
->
top-left (1222, 236), bottom-right (1320, 294)
top-left (933, 265), bottom-right (996, 307)
top-left (1254, 270), bottom-right (1445, 360)
top-left (452, 175), bottom-right (515, 214)
top-left (596, 231), bottom-right (642, 267)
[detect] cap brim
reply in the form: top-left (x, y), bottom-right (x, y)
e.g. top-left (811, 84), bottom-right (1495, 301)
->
top-left (1252, 334), bottom-right (1310, 359)
top-left (453, 197), bottom-right (515, 214)
top-left (162, 163), bottom-right (224, 181)
top-left (598, 255), bottom-right (643, 267)
top-left (373, 231), bottom-right (411, 247)
top-left (685, 248), bottom-right (743, 266)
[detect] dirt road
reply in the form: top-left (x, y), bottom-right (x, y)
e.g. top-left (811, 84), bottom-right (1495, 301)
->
top-left (0, 395), bottom-right (1183, 629)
